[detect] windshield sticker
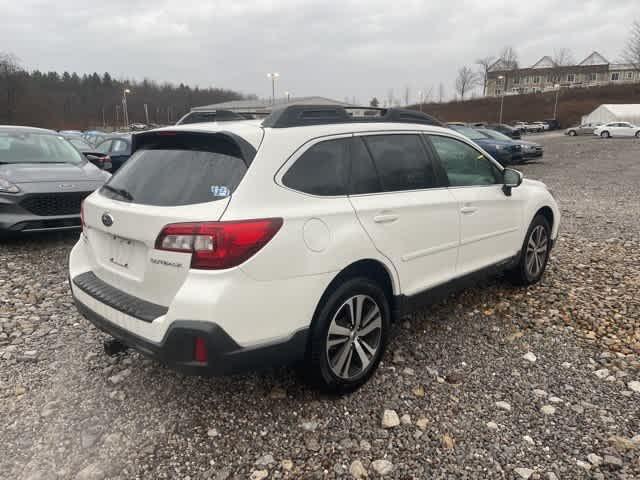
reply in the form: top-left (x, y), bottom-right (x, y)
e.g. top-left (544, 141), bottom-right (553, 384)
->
top-left (210, 185), bottom-right (230, 197)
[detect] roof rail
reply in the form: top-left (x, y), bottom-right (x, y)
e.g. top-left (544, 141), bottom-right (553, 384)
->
top-left (261, 105), bottom-right (443, 128)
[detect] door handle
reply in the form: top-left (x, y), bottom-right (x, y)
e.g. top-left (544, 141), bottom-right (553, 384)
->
top-left (373, 214), bottom-right (399, 224)
top-left (460, 206), bottom-right (478, 214)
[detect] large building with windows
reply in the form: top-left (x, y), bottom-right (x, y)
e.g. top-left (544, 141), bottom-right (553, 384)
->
top-left (486, 52), bottom-right (640, 97)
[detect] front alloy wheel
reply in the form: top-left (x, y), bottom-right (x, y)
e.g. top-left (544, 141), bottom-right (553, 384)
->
top-left (525, 225), bottom-right (548, 278)
top-left (507, 214), bottom-right (552, 286)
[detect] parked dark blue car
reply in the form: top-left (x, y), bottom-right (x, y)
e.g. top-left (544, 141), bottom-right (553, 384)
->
top-left (93, 135), bottom-right (132, 173)
top-left (447, 125), bottom-right (523, 165)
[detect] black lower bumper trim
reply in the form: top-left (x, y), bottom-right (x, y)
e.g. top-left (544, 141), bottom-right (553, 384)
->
top-left (74, 298), bottom-right (308, 376)
top-left (73, 272), bottom-right (167, 323)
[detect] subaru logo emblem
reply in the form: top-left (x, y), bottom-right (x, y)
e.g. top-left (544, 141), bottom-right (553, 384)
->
top-left (101, 212), bottom-right (114, 227)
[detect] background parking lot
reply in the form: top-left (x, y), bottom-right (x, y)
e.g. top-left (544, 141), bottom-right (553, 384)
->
top-left (1, 134), bottom-right (639, 479)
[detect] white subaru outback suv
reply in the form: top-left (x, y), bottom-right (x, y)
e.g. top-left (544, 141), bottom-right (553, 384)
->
top-left (69, 105), bottom-right (560, 391)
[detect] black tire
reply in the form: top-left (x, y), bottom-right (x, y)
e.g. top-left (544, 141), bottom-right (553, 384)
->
top-left (507, 214), bottom-right (552, 286)
top-left (304, 277), bottom-right (390, 393)
top-left (568, 130), bottom-right (577, 136)
top-left (601, 131), bottom-right (610, 138)
top-left (635, 131), bottom-right (640, 138)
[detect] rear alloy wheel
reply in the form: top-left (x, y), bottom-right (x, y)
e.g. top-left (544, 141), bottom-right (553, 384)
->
top-left (326, 295), bottom-right (382, 380)
top-left (636, 131), bottom-right (640, 138)
top-left (601, 131), bottom-right (610, 138)
top-left (507, 214), bottom-right (552, 286)
top-left (305, 278), bottom-right (390, 392)
top-left (568, 130), bottom-right (577, 136)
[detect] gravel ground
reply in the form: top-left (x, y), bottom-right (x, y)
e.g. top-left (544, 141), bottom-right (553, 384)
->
top-left (1, 134), bottom-right (639, 480)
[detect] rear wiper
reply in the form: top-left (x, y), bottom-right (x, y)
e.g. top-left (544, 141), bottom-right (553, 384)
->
top-left (102, 184), bottom-right (134, 201)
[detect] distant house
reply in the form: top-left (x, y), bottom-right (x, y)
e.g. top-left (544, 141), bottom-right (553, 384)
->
top-left (486, 52), bottom-right (640, 97)
top-left (190, 96), bottom-right (353, 115)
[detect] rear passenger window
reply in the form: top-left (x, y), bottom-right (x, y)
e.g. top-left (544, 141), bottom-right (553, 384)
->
top-left (362, 134), bottom-right (436, 192)
top-left (282, 139), bottom-right (349, 196)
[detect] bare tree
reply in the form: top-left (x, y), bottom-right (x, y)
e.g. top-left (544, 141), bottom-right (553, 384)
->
top-left (499, 46), bottom-right (519, 70)
top-left (420, 86), bottom-right (433, 103)
top-left (369, 97), bottom-right (379, 107)
top-left (455, 66), bottom-right (480, 99)
top-left (0, 52), bottom-right (22, 123)
top-left (622, 19), bottom-right (640, 69)
top-left (438, 83), bottom-right (445, 103)
top-left (476, 56), bottom-right (496, 96)
top-left (553, 48), bottom-right (575, 66)
top-left (403, 85), bottom-right (410, 106)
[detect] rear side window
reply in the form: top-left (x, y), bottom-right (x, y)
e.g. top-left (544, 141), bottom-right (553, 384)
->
top-left (362, 134), bottom-right (436, 192)
top-left (101, 136), bottom-right (248, 206)
top-left (282, 138), bottom-right (349, 196)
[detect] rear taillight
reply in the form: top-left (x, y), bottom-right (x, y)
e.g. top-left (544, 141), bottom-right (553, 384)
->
top-left (155, 218), bottom-right (283, 269)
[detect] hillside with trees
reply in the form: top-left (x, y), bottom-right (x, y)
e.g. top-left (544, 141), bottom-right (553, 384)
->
top-left (411, 82), bottom-right (640, 127)
top-left (0, 52), bottom-right (250, 130)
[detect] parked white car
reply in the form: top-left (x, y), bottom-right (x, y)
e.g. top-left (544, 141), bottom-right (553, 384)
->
top-left (532, 121), bottom-right (550, 131)
top-left (513, 122), bottom-right (544, 133)
top-left (69, 105), bottom-right (560, 392)
top-left (593, 122), bottom-right (640, 138)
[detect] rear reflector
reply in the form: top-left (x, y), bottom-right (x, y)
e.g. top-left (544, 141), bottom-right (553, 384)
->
top-left (194, 337), bottom-right (208, 363)
top-left (155, 218), bottom-right (283, 269)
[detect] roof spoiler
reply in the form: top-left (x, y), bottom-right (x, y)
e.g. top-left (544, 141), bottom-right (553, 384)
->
top-left (130, 130), bottom-right (258, 167)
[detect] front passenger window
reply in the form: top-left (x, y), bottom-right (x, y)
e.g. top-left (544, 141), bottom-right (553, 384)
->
top-left (429, 135), bottom-right (502, 187)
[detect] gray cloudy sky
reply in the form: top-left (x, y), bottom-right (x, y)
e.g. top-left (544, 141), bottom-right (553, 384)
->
top-left (1, 0), bottom-right (637, 104)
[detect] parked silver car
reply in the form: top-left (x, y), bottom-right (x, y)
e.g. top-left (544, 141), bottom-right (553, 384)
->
top-left (565, 123), bottom-right (602, 136)
top-left (0, 126), bottom-right (110, 235)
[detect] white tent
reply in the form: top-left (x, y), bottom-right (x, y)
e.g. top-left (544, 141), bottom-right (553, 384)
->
top-left (582, 104), bottom-right (640, 125)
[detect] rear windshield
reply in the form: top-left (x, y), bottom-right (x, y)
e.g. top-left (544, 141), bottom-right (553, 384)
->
top-left (100, 148), bottom-right (247, 206)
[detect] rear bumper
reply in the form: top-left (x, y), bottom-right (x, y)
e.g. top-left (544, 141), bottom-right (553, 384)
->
top-left (73, 297), bottom-right (308, 376)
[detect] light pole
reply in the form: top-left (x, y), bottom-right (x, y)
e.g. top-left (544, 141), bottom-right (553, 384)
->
top-left (418, 90), bottom-right (424, 112)
top-left (553, 84), bottom-right (561, 119)
top-left (497, 75), bottom-right (505, 123)
top-left (285, 91), bottom-right (292, 102)
top-left (122, 88), bottom-right (131, 128)
top-left (267, 73), bottom-right (279, 104)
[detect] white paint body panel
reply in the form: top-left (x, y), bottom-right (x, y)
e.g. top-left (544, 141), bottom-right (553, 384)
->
top-left (69, 121), bottom-right (560, 348)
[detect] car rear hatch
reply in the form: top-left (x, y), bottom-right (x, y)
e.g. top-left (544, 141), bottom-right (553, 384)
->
top-left (80, 130), bottom-right (257, 308)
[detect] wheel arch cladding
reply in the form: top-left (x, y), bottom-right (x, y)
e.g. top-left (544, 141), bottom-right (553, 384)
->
top-left (536, 206), bottom-right (554, 230)
top-left (311, 259), bottom-right (396, 327)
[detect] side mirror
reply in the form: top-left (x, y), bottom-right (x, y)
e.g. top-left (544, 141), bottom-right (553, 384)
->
top-left (502, 168), bottom-right (523, 196)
